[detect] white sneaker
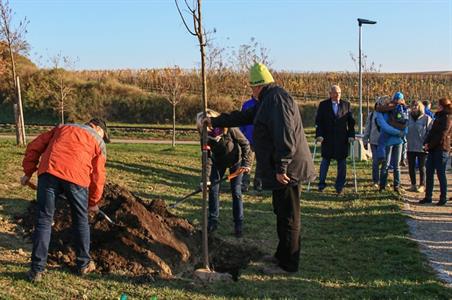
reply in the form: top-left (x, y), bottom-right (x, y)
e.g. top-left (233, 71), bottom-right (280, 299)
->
top-left (417, 185), bottom-right (425, 193)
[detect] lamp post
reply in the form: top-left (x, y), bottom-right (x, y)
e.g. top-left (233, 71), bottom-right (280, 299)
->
top-left (357, 18), bottom-right (376, 160)
top-left (357, 18), bottom-right (376, 136)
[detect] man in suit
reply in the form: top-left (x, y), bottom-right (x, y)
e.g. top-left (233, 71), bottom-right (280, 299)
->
top-left (315, 85), bottom-right (356, 195)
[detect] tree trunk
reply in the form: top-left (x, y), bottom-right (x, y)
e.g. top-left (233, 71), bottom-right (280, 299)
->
top-left (8, 42), bottom-right (24, 145)
top-left (16, 76), bottom-right (26, 144)
top-left (172, 103), bottom-right (176, 148)
top-left (197, 0), bottom-right (209, 271)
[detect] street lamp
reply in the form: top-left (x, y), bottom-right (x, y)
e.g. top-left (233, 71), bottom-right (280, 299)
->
top-left (357, 18), bottom-right (376, 136)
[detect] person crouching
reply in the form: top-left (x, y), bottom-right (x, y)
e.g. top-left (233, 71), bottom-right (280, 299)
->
top-left (196, 110), bottom-right (251, 238)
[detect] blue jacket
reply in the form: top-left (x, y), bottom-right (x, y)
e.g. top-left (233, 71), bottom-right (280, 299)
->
top-left (240, 97), bottom-right (257, 147)
top-left (376, 112), bottom-right (407, 146)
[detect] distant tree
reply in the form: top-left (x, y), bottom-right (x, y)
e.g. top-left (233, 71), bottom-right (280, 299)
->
top-left (0, 0), bottom-right (29, 145)
top-left (44, 53), bottom-right (76, 124)
top-left (159, 66), bottom-right (190, 147)
top-left (231, 37), bottom-right (272, 73)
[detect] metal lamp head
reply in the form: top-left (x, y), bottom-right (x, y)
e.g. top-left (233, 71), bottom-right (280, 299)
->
top-left (358, 18), bottom-right (377, 26)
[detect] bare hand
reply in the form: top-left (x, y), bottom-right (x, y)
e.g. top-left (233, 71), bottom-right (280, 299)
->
top-left (89, 205), bottom-right (99, 213)
top-left (315, 136), bottom-right (324, 144)
top-left (276, 173), bottom-right (290, 185)
top-left (20, 175), bottom-right (30, 186)
top-left (202, 117), bottom-right (212, 128)
top-left (423, 144), bottom-right (429, 151)
top-left (240, 167), bottom-right (251, 174)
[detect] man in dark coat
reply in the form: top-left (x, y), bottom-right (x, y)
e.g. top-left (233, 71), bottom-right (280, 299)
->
top-left (204, 63), bottom-right (316, 274)
top-left (315, 85), bottom-right (355, 195)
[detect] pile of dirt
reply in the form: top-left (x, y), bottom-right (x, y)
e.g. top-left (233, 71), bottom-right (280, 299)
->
top-left (17, 183), bottom-right (262, 279)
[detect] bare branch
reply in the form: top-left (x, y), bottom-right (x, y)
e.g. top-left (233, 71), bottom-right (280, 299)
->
top-left (174, 0), bottom-right (196, 36)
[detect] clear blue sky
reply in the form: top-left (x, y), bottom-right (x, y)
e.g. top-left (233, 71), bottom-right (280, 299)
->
top-left (11, 0), bottom-right (452, 72)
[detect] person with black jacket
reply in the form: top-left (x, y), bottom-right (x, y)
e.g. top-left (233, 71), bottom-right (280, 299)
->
top-left (203, 63), bottom-right (316, 274)
top-left (196, 110), bottom-right (251, 238)
top-left (419, 98), bottom-right (452, 206)
top-left (315, 85), bottom-right (356, 195)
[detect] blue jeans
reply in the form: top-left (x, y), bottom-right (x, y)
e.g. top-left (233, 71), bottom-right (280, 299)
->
top-left (425, 150), bottom-right (449, 201)
top-left (208, 163), bottom-right (243, 229)
top-left (370, 144), bottom-right (380, 184)
top-left (380, 144), bottom-right (402, 188)
top-left (318, 158), bottom-right (347, 192)
top-left (31, 173), bottom-right (90, 272)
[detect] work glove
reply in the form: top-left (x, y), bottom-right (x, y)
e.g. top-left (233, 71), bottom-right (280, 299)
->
top-left (315, 136), bottom-right (324, 144)
top-left (20, 175), bottom-right (30, 186)
top-left (89, 205), bottom-right (99, 213)
top-left (348, 137), bottom-right (355, 143)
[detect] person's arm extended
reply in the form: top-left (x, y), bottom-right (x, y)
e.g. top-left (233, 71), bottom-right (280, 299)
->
top-left (22, 127), bottom-right (57, 177)
top-left (376, 112), bottom-right (402, 136)
top-left (89, 148), bottom-right (107, 207)
top-left (211, 105), bottom-right (257, 128)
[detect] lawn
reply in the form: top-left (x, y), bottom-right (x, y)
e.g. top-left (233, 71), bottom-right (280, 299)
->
top-left (0, 138), bottom-right (450, 299)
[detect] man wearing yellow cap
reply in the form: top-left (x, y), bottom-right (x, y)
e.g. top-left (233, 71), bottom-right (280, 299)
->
top-left (204, 63), bottom-right (316, 274)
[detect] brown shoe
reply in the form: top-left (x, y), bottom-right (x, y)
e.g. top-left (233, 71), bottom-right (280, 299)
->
top-left (27, 269), bottom-right (44, 282)
top-left (79, 261), bottom-right (96, 276)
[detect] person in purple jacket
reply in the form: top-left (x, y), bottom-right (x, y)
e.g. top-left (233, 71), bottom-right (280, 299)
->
top-left (240, 96), bottom-right (263, 193)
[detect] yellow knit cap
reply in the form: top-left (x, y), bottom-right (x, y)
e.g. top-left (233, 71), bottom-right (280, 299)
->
top-left (249, 63), bottom-right (274, 87)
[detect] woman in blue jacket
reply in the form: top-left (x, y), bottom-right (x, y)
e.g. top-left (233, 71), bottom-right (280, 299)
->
top-left (376, 100), bottom-right (408, 192)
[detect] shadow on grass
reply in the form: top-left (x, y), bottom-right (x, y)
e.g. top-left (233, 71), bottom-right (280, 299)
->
top-left (107, 160), bottom-right (198, 191)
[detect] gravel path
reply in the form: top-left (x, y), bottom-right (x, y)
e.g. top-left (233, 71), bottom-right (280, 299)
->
top-left (400, 166), bottom-right (452, 287)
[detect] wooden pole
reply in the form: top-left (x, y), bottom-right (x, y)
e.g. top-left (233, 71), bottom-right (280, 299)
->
top-left (16, 76), bottom-right (26, 144)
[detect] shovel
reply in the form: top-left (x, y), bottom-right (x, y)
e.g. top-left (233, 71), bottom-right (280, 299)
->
top-left (169, 168), bottom-right (245, 209)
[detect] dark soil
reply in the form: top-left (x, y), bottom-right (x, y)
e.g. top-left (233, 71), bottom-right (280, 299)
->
top-left (17, 183), bottom-right (262, 279)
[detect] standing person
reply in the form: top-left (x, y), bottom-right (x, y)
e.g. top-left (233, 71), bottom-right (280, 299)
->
top-left (406, 100), bottom-right (433, 193)
top-left (420, 98), bottom-right (452, 205)
top-left (196, 110), bottom-right (251, 238)
top-left (376, 97), bottom-right (408, 193)
top-left (20, 118), bottom-right (110, 282)
top-left (315, 85), bottom-right (356, 195)
top-left (363, 98), bottom-right (383, 188)
top-left (203, 63), bottom-right (315, 274)
top-left (239, 96), bottom-right (262, 193)
top-left (422, 100), bottom-right (435, 119)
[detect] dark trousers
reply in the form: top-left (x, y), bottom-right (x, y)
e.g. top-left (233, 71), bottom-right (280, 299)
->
top-left (31, 173), bottom-right (90, 272)
top-left (272, 184), bottom-right (301, 272)
top-left (425, 150), bottom-right (449, 201)
top-left (407, 151), bottom-right (426, 186)
top-left (208, 163), bottom-right (243, 229)
top-left (318, 158), bottom-right (347, 192)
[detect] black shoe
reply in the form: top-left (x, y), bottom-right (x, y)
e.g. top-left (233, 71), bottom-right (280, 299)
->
top-left (418, 198), bottom-right (432, 204)
top-left (379, 186), bottom-right (385, 192)
top-left (318, 187), bottom-right (325, 192)
top-left (208, 223), bottom-right (218, 233)
top-left (336, 190), bottom-right (343, 197)
top-left (436, 199), bottom-right (448, 206)
top-left (27, 270), bottom-right (44, 282)
top-left (234, 229), bottom-right (243, 238)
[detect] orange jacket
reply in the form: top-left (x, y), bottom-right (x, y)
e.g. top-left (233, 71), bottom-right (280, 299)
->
top-left (22, 124), bottom-right (107, 206)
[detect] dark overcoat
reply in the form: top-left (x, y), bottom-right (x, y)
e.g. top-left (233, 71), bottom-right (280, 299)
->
top-left (212, 84), bottom-right (316, 190)
top-left (315, 99), bottom-right (356, 160)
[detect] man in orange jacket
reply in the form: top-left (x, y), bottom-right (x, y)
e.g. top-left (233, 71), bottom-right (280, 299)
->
top-left (20, 118), bottom-right (109, 282)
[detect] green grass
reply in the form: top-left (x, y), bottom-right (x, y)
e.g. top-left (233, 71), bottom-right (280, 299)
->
top-left (0, 139), bottom-right (450, 299)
